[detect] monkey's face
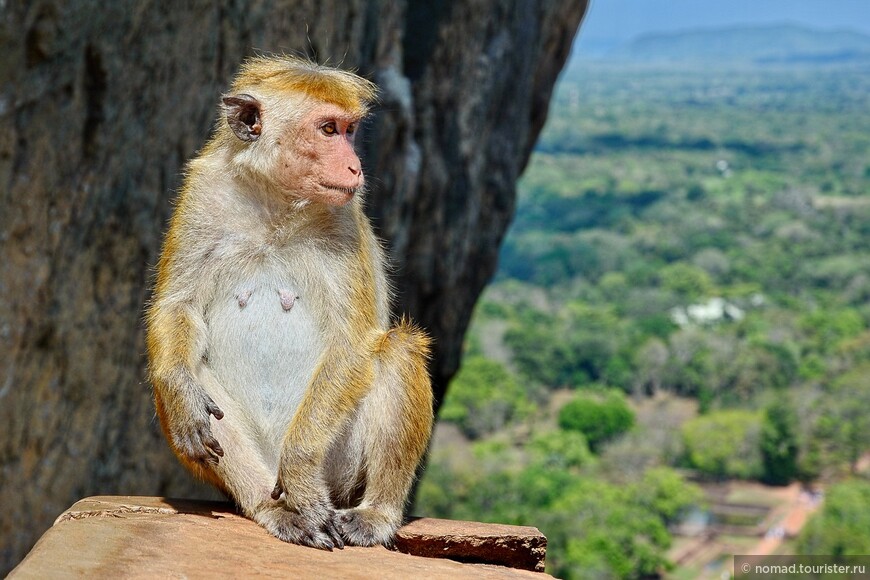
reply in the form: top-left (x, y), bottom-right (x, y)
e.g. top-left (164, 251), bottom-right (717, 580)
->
top-left (280, 104), bottom-right (364, 207)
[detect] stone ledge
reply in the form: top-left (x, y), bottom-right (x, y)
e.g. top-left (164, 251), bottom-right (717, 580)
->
top-left (395, 516), bottom-right (547, 572)
top-left (11, 496), bottom-right (550, 579)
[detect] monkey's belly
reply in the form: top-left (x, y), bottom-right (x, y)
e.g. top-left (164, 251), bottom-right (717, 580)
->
top-left (204, 280), bottom-right (325, 460)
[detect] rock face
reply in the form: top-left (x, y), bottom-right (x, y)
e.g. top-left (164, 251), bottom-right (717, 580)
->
top-left (0, 0), bottom-right (587, 573)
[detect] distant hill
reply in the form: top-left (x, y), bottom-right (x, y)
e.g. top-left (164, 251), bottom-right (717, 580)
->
top-left (609, 24), bottom-right (870, 64)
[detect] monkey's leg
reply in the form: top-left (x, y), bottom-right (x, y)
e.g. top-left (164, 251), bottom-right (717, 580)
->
top-left (270, 344), bottom-right (379, 549)
top-left (334, 321), bottom-right (433, 546)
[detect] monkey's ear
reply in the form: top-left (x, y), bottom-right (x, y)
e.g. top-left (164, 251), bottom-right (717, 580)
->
top-left (222, 94), bottom-right (262, 142)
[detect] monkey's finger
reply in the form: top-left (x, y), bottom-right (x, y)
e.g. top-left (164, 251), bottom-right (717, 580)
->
top-left (202, 434), bottom-right (224, 457)
top-left (190, 443), bottom-right (220, 466)
top-left (205, 399), bottom-right (224, 420)
top-left (324, 518), bottom-right (345, 549)
top-left (200, 444), bottom-right (221, 465)
top-left (306, 531), bottom-right (334, 551)
top-left (271, 483), bottom-right (283, 500)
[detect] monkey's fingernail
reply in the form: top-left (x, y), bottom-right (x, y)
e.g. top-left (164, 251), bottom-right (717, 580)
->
top-left (270, 484), bottom-right (282, 500)
top-left (326, 521), bottom-right (345, 549)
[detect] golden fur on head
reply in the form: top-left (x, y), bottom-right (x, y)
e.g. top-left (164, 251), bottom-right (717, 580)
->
top-left (231, 55), bottom-right (378, 117)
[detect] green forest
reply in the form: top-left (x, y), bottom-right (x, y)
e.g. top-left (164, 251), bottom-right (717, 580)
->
top-left (415, 52), bottom-right (870, 579)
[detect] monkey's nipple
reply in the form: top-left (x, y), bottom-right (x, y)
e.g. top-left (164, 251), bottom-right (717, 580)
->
top-left (279, 289), bottom-right (298, 311)
top-left (236, 289), bottom-right (253, 308)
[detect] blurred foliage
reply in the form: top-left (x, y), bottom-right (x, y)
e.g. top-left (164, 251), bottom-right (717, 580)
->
top-left (682, 410), bottom-right (763, 479)
top-left (417, 433), bottom-right (701, 579)
top-left (558, 389), bottom-right (635, 453)
top-left (798, 480), bottom-right (870, 555)
top-left (810, 364), bottom-right (870, 472)
top-left (760, 401), bottom-right (800, 485)
top-left (418, 60), bottom-right (870, 578)
top-left (439, 356), bottom-right (534, 439)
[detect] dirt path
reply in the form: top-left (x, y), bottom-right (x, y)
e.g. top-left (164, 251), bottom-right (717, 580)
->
top-left (669, 481), bottom-right (825, 578)
top-left (748, 484), bottom-right (822, 556)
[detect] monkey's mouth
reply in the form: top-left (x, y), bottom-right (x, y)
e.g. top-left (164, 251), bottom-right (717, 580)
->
top-left (320, 184), bottom-right (359, 196)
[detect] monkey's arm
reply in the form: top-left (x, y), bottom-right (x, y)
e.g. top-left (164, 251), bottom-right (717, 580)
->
top-left (147, 298), bottom-right (225, 467)
top-left (146, 212), bottom-right (226, 469)
top-left (272, 218), bottom-right (385, 505)
top-left (263, 336), bottom-right (374, 549)
top-left (272, 336), bottom-right (376, 501)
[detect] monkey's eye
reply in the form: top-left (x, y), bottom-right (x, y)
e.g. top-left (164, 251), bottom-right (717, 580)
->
top-left (320, 122), bottom-right (338, 136)
top-left (347, 123), bottom-right (357, 136)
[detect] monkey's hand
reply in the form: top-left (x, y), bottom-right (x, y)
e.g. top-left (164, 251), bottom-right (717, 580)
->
top-left (165, 389), bottom-right (225, 466)
top-left (269, 475), bottom-right (344, 550)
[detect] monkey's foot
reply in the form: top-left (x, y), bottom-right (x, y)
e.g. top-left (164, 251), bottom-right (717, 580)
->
top-left (336, 507), bottom-right (398, 547)
top-left (255, 503), bottom-right (344, 551)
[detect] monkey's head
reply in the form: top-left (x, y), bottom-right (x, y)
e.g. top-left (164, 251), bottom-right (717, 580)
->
top-left (219, 56), bottom-right (377, 207)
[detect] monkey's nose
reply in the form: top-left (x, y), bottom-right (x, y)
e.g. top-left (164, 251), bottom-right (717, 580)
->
top-left (348, 165), bottom-right (360, 176)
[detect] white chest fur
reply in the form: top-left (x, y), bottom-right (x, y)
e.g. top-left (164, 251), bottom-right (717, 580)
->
top-left (203, 254), bottom-right (325, 454)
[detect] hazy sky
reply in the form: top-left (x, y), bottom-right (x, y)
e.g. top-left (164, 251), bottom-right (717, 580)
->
top-left (579, 0), bottom-right (870, 42)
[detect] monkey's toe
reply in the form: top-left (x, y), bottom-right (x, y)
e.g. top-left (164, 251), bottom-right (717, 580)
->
top-left (336, 507), bottom-right (398, 547)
